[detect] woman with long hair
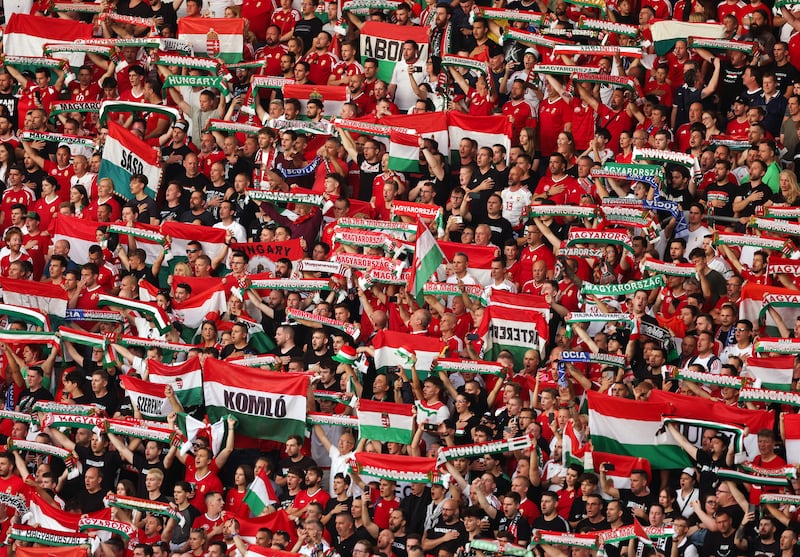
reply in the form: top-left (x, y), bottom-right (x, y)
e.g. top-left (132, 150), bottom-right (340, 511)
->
top-left (225, 465), bottom-right (255, 517)
top-left (0, 143), bottom-right (17, 186)
top-left (770, 170), bottom-right (800, 206)
top-left (69, 184), bottom-right (90, 218)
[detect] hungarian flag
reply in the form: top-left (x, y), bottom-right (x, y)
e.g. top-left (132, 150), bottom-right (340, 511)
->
top-left (24, 493), bottom-right (83, 531)
top-left (742, 355), bottom-right (794, 391)
top-left (784, 413), bottom-right (800, 464)
top-left (649, 20), bottom-right (724, 55)
top-left (447, 112), bottom-right (512, 165)
top-left (148, 357), bottom-right (204, 407)
top-left (119, 375), bottom-right (174, 420)
top-left (171, 286), bottom-right (228, 338)
top-left (161, 221), bottom-right (227, 261)
top-left (409, 220), bottom-right (444, 302)
top-left (113, 222), bottom-right (164, 265)
top-left (229, 240), bottom-right (305, 274)
top-left (587, 391), bottom-right (692, 470)
top-left (648, 390), bottom-right (774, 460)
top-left (203, 358), bottom-right (309, 441)
top-left (50, 215), bottom-right (100, 265)
top-left (1, 279), bottom-right (68, 319)
top-left (380, 112), bottom-right (449, 155)
top-left (4, 14), bottom-right (93, 69)
top-left (477, 304), bottom-right (548, 364)
top-left (438, 241), bottom-right (499, 286)
top-left (359, 21), bottom-right (430, 82)
top-left (243, 467), bottom-right (278, 516)
top-left (488, 290), bottom-right (552, 322)
top-left (283, 84), bottom-right (348, 116)
top-left (562, 419), bottom-right (588, 467)
top-left (740, 282), bottom-right (800, 337)
top-left (588, 451), bottom-right (652, 489)
top-left (358, 399), bottom-right (414, 444)
top-left (176, 413), bottom-right (230, 456)
top-left (388, 130), bottom-right (420, 173)
top-left (178, 18), bottom-right (245, 63)
top-left (372, 329), bottom-right (446, 378)
top-left (237, 511), bottom-right (297, 546)
top-left (100, 120), bottom-right (163, 200)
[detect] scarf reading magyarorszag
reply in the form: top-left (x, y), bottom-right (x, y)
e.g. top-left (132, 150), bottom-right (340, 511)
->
top-left (529, 531), bottom-right (599, 548)
top-left (333, 229), bottom-right (394, 249)
top-left (104, 494), bottom-right (185, 526)
top-left (349, 452), bottom-right (443, 484)
top-left (250, 76), bottom-right (297, 93)
top-left (265, 119), bottom-right (334, 137)
top-left (337, 217), bottom-right (416, 237)
top-left (162, 75), bottom-right (228, 97)
top-left (331, 253), bottom-right (396, 271)
top-left (502, 29), bottom-right (564, 49)
top-left (78, 518), bottom-right (136, 541)
top-left (716, 468), bottom-right (790, 486)
top-left (249, 278), bottom-right (332, 291)
top-left (206, 119), bottom-right (261, 135)
top-left (19, 131), bottom-right (95, 148)
top-left (51, 1), bottom-right (103, 12)
top-left (105, 418), bottom-right (184, 446)
top-left (0, 410), bottom-right (36, 424)
top-left (98, 100), bottom-right (180, 125)
top-left (661, 416), bottom-right (744, 454)
top-left (601, 206), bottom-right (654, 227)
top-left (152, 53), bottom-right (222, 74)
top-left (365, 268), bottom-right (411, 286)
top-left (760, 493), bottom-right (800, 505)
top-left (306, 412), bottom-right (359, 427)
top-left (642, 257), bottom-right (697, 277)
top-left (739, 387), bottom-right (800, 407)
top-left (97, 294), bottom-right (171, 333)
top-left (441, 55), bottom-right (489, 75)
top-left (106, 223), bottom-right (165, 244)
top-left (566, 228), bottom-right (634, 253)
top-left (580, 275), bottom-right (665, 299)
top-left (755, 337), bottom-right (800, 354)
top-left (467, 540), bottom-right (531, 557)
top-left (533, 64), bottom-right (600, 76)
top-left (40, 413), bottom-right (106, 430)
top-left (597, 525), bottom-right (674, 545)
top-left (3, 56), bottom-right (65, 69)
top-left (578, 16), bottom-right (639, 37)
top-left (714, 232), bottom-right (792, 255)
top-left (286, 308), bottom-right (360, 340)
top-left (542, 28), bottom-right (600, 40)
top-left (669, 367), bottom-right (749, 390)
top-left (767, 257), bottom-right (800, 275)
top-left (591, 162), bottom-right (666, 184)
top-left (433, 357), bottom-right (504, 376)
top-left (8, 525), bottom-right (89, 547)
top-left (58, 326), bottom-right (116, 367)
top-left (559, 350), bottom-right (627, 368)
top-left (688, 37), bottom-right (755, 54)
top-left (422, 281), bottom-right (485, 303)
top-left (342, 0), bottom-right (400, 13)
top-left (474, 6), bottom-right (544, 23)
top-left (118, 335), bottom-right (194, 353)
top-left (7, 439), bottom-right (77, 471)
top-left (99, 11), bottom-right (157, 31)
top-left (49, 101), bottom-right (102, 120)
top-left (391, 200), bottom-right (444, 232)
top-left (766, 207), bottom-right (800, 219)
top-left (246, 189), bottom-right (325, 207)
top-left (333, 118), bottom-right (405, 138)
top-left (740, 462), bottom-right (798, 479)
top-left (555, 45), bottom-right (643, 58)
top-left (633, 147), bottom-right (697, 169)
top-left (750, 217), bottom-right (800, 237)
top-left (707, 134), bottom-right (752, 151)
top-left (559, 247), bottom-right (605, 258)
top-left (570, 72), bottom-right (642, 98)
top-left (0, 330), bottom-right (60, 353)
top-left (528, 204), bottom-right (598, 219)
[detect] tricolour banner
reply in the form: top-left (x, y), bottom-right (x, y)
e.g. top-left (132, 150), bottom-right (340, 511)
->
top-left (357, 399), bottom-right (414, 444)
top-left (477, 304), bottom-right (548, 363)
top-left (119, 375), bottom-right (174, 420)
top-left (4, 14), bottom-right (93, 70)
top-left (203, 358), bottom-right (309, 441)
top-left (50, 215), bottom-right (99, 265)
top-left (372, 329), bottom-right (445, 378)
top-left (446, 112), bottom-right (512, 165)
top-left (1, 279), bottom-right (68, 319)
top-left (358, 21), bottom-right (430, 82)
top-left (283, 84), bottom-right (348, 116)
top-left (147, 357), bottom-right (204, 407)
top-left (177, 18), bottom-right (245, 63)
top-left (99, 120), bottom-right (163, 201)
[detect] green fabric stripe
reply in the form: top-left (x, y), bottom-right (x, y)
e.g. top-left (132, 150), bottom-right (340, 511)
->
top-left (359, 425), bottom-right (412, 444)
top-left (590, 436), bottom-right (691, 469)
top-left (206, 406), bottom-right (305, 441)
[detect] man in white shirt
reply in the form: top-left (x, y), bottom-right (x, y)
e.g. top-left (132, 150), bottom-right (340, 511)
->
top-left (388, 40), bottom-right (424, 113)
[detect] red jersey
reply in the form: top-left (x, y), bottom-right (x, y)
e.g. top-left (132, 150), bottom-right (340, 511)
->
top-left (1, 187), bottom-right (35, 225)
top-left (185, 458), bottom-right (224, 514)
top-left (502, 100), bottom-right (534, 142)
top-left (291, 487), bottom-right (331, 515)
top-left (597, 103), bottom-right (634, 152)
top-left (0, 252), bottom-right (31, 277)
top-left (192, 513), bottom-right (224, 542)
top-left (717, 0), bottom-right (745, 22)
top-left (256, 44), bottom-right (288, 76)
top-left (271, 8), bottom-right (300, 37)
top-left (69, 82), bottom-right (102, 101)
top-left (373, 497), bottom-right (400, 530)
top-left (224, 488), bottom-right (252, 518)
top-left (538, 97), bottom-right (571, 156)
top-left (568, 97), bottom-right (596, 150)
top-left (303, 51), bottom-right (338, 86)
top-left (726, 118), bottom-right (750, 137)
top-left (468, 88), bottom-right (494, 116)
top-left (519, 244), bottom-right (556, 285)
top-left (42, 160), bottom-right (75, 192)
top-left (534, 174), bottom-right (582, 205)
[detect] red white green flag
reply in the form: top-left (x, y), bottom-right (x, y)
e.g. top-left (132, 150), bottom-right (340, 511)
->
top-left (358, 399), bottom-right (414, 444)
top-left (177, 18), bottom-right (245, 63)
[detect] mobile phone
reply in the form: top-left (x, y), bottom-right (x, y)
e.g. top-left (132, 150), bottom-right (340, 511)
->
top-left (453, 215), bottom-right (463, 224)
top-left (466, 333), bottom-right (479, 341)
top-left (469, 192), bottom-right (481, 200)
top-left (414, 66), bottom-right (423, 73)
top-left (605, 463), bottom-right (615, 471)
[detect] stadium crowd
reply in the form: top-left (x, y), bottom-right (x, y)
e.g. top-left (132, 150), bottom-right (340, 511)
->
top-left (6, 0), bottom-right (800, 557)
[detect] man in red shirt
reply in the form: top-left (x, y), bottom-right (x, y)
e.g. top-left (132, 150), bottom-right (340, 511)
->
top-left (502, 79), bottom-right (535, 142)
top-left (5, 66), bottom-right (65, 129)
top-left (576, 87), bottom-right (634, 153)
top-left (289, 465), bottom-right (331, 520)
top-left (534, 154), bottom-right (582, 205)
top-left (519, 223), bottom-right (556, 285)
top-left (302, 32), bottom-right (338, 86)
top-left (0, 166), bottom-right (34, 227)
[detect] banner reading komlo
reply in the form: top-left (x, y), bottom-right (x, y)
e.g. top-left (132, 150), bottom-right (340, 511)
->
top-left (359, 21), bottom-right (430, 82)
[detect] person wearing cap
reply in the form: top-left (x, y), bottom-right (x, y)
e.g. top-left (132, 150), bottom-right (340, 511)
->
top-left (676, 467), bottom-right (700, 519)
top-left (666, 424), bottom-right (734, 496)
top-left (726, 96), bottom-right (752, 137)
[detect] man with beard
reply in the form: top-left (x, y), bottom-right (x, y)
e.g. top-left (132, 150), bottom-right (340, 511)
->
top-left (329, 42), bottom-right (364, 86)
top-left (347, 74), bottom-right (374, 116)
top-left (502, 80), bottom-right (534, 142)
top-left (735, 514), bottom-right (779, 557)
top-left (576, 87), bottom-right (634, 153)
top-left (256, 25), bottom-right (287, 77)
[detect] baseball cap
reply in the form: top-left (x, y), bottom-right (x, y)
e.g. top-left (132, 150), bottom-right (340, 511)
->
top-left (734, 96), bottom-right (750, 105)
top-left (25, 211), bottom-right (40, 221)
top-left (173, 121), bottom-right (188, 131)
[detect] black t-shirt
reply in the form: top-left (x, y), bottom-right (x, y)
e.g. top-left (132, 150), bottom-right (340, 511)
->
top-left (735, 182), bottom-right (773, 219)
top-left (617, 488), bottom-right (658, 521)
top-left (160, 202), bottom-right (188, 222)
top-left (303, 349), bottom-right (334, 371)
top-left (425, 519), bottom-right (468, 554)
top-left (399, 490), bottom-right (432, 535)
top-left (72, 489), bottom-right (107, 513)
top-left (496, 512), bottom-right (532, 545)
top-left (178, 209), bottom-right (217, 227)
top-left (701, 530), bottom-right (736, 557)
top-left (75, 445), bottom-right (122, 492)
top-left (125, 265), bottom-right (158, 288)
top-left (324, 497), bottom-right (353, 537)
top-left (334, 534), bottom-right (359, 557)
top-left (479, 215), bottom-right (514, 247)
top-left (16, 386), bottom-right (53, 413)
top-left (293, 17), bottom-right (324, 54)
top-left (162, 143), bottom-right (195, 183)
top-left (704, 182), bottom-right (737, 219)
top-left (90, 390), bottom-right (119, 416)
top-left (532, 514), bottom-right (570, 533)
top-left (278, 455), bottom-right (316, 478)
top-left (575, 518), bottom-right (610, 533)
top-left (125, 195), bottom-right (159, 224)
top-left (150, 1), bottom-right (178, 29)
top-left (695, 449), bottom-right (729, 495)
top-left (132, 452), bottom-right (168, 498)
top-left (357, 155), bottom-right (381, 202)
top-left (219, 342), bottom-right (256, 360)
